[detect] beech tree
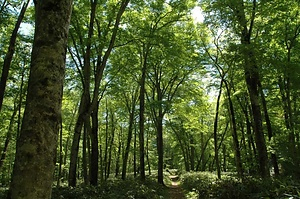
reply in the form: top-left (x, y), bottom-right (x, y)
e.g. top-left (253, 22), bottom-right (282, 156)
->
top-left (7, 0), bottom-right (72, 198)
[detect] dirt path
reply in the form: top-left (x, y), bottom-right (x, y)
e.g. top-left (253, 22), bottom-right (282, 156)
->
top-left (167, 175), bottom-right (185, 199)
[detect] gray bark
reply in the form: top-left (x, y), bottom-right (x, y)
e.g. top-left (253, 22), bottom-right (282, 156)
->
top-left (8, 0), bottom-right (72, 198)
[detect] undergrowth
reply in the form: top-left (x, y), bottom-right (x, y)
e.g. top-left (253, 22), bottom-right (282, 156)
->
top-left (51, 177), bottom-right (166, 199)
top-left (181, 172), bottom-right (300, 199)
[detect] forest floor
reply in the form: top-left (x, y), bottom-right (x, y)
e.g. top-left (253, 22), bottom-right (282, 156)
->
top-left (166, 175), bottom-right (185, 199)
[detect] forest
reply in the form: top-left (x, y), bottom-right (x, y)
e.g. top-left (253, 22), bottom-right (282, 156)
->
top-left (1, 0), bottom-right (300, 198)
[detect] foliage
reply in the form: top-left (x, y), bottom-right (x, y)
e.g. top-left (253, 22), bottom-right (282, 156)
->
top-left (181, 172), bottom-right (300, 199)
top-left (51, 178), bottom-right (165, 199)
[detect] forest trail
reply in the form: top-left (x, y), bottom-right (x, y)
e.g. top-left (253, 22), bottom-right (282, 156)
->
top-left (167, 175), bottom-right (185, 199)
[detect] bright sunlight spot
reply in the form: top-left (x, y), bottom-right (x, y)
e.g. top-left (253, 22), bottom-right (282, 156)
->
top-left (191, 6), bottom-right (204, 23)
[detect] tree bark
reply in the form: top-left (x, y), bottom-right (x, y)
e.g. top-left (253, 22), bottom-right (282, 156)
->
top-left (8, 0), bottom-right (72, 198)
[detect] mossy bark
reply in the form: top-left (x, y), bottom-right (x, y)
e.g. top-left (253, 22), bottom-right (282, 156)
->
top-left (8, 0), bottom-right (72, 198)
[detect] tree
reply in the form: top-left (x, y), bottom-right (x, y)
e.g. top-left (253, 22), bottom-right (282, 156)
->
top-left (7, 0), bottom-right (72, 198)
top-left (201, 0), bottom-right (269, 178)
top-left (0, 0), bottom-right (29, 112)
top-left (68, 0), bottom-right (130, 187)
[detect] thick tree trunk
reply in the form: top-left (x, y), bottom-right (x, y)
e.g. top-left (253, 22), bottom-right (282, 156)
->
top-left (243, 49), bottom-right (269, 178)
top-left (8, 0), bottom-right (72, 198)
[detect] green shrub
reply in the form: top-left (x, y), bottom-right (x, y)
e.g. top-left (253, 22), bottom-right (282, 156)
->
top-left (51, 178), bottom-right (165, 199)
top-left (180, 172), bottom-right (300, 199)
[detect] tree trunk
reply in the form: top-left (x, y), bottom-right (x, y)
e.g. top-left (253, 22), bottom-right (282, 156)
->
top-left (232, 0), bottom-right (269, 178)
top-left (57, 121), bottom-right (63, 187)
top-left (224, 80), bottom-right (243, 177)
top-left (156, 82), bottom-right (164, 185)
top-left (82, 123), bottom-right (89, 185)
top-left (213, 80), bottom-right (223, 179)
top-left (106, 110), bottom-right (115, 179)
top-left (122, 96), bottom-right (136, 180)
top-left (8, 0), bottom-right (72, 198)
top-left (68, 0), bottom-right (95, 186)
top-left (104, 100), bottom-right (109, 180)
top-left (115, 129), bottom-right (122, 177)
top-left (0, 103), bottom-right (18, 169)
top-left (259, 82), bottom-right (279, 176)
top-left (0, 0), bottom-right (29, 112)
top-left (139, 46), bottom-right (147, 182)
top-left (68, 94), bottom-right (89, 186)
top-left (157, 106), bottom-right (164, 184)
top-left (190, 136), bottom-right (195, 171)
top-left (146, 130), bottom-right (151, 175)
top-left (134, 125), bottom-right (137, 177)
top-left (90, 102), bottom-right (99, 185)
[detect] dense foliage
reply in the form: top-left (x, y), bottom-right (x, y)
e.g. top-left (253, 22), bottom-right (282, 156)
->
top-left (181, 172), bottom-right (300, 199)
top-left (1, 0), bottom-right (300, 198)
top-left (51, 177), bottom-right (166, 199)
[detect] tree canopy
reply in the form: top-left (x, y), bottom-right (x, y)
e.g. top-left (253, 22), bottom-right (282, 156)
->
top-left (1, 0), bottom-right (300, 198)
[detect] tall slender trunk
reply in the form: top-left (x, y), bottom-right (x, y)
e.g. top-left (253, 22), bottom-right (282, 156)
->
top-left (106, 110), bottom-right (115, 179)
top-left (57, 120), bottom-right (63, 187)
top-left (0, 104), bottom-right (18, 169)
top-left (68, 94), bottom-right (89, 186)
top-left (134, 125), bottom-right (137, 177)
top-left (213, 80), bottom-right (223, 179)
top-left (190, 136), bottom-right (195, 171)
top-left (104, 100), bottom-right (109, 180)
top-left (224, 80), bottom-right (243, 177)
top-left (68, 0), bottom-right (96, 186)
top-left (156, 82), bottom-right (164, 184)
top-left (139, 46), bottom-right (147, 182)
top-left (82, 122), bottom-right (90, 185)
top-left (115, 129), bottom-right (122, 177)
top-left (146, 130), bottom-right (151, 175)
top-left (90, 101), bottom-right (99, 185)
top-left (122, 99), bottom-right (136, 180)
top-left (0, 0), bottom-right (29, 112)
top-left (259, 82), bottom-right (279, 176)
